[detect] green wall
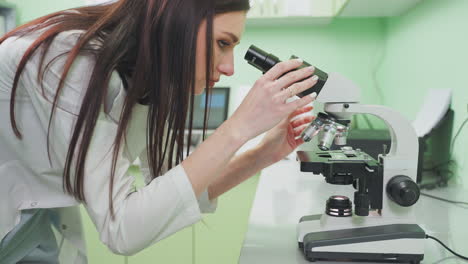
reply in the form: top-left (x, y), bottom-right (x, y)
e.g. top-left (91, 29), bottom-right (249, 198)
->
top-left (377, 0), bottom-right (468, 188)
top-left (4, 0), bottom-right (84, 24)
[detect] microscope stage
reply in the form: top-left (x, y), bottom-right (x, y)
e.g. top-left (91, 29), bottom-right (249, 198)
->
top-left (297, 149), bottom-right (380, 174)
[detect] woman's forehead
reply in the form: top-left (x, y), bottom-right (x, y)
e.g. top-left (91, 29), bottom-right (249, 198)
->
top-left (213, 11), bottom-right (246, 40)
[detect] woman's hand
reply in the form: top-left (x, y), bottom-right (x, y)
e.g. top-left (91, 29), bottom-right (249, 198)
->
top-left (225, 59), bottom-right (319, 144)
top-left (257, 105), bottom-right (315, 165)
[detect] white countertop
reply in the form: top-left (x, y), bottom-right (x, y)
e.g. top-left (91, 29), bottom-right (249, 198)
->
top-left (239, 159), bottom-right (468, 264)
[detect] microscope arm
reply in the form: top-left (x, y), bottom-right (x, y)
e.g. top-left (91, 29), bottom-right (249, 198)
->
top-left (324, 103), bottom-right (419, 169)
top-left (315, 72), bottom-right (419, 183)
top-left (325, 103), bottom-right (420, 215)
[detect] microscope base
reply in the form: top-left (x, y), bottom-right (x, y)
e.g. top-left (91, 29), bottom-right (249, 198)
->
top-left (298, 215), bottom-right (425, 263)
top-left (300, 251), bottom-right (423, 263)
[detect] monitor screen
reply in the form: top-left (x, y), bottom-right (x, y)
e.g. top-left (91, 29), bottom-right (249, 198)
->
top-left (188, 87), bottom-right (230, 130)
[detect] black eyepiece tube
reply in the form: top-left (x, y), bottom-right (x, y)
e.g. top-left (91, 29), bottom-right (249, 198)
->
top-left (244, 45), bottom-right (281, 74)
top-left (244, 45), bottom-right (329, 98)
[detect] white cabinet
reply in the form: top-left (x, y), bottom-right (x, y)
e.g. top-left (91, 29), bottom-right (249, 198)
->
top-left (338, 0), bottom-right (424, 17)
top-left (248, 0), bottom-right (347, 18)
top-left (246, 0), bottom-right (424, 26)
top-left (247, 0), bottom-right (347, 26)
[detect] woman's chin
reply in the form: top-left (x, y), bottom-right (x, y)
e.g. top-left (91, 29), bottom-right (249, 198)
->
top-left (194, 88), bottom-right (205, 95)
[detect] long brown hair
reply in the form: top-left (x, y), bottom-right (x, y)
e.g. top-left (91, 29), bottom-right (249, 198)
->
top-left (0, 0), bottom-right (249, 217)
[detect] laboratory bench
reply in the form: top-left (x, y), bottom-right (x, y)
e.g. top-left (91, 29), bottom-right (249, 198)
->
top-left (239, 159), bottom-right (468, 264)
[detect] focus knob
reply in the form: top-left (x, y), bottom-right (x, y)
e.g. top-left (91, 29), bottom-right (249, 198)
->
top-left (386, 175), bottom-right (420, 207)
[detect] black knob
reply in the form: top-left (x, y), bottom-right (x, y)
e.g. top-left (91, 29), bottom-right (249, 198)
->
top-left (386, 175), bottom-right (420, 207)
top-left (326, 195), bottom-right (352, 217)
top-left (354, 192), bottom-right (370, 216)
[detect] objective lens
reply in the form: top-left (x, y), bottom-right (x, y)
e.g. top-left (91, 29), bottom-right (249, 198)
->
top-left (334, 125), bottom-right (349, 146)
top-left (301, 118), bottom-right (324, 142)
top-left (318, 123), bottom-right (337, 151)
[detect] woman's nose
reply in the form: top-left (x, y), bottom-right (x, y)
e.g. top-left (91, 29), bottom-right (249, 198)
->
top-left (218, 54), bottom-right (234, 76)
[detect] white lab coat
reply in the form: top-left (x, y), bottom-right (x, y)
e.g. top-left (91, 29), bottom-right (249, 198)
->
top-left (0, 29), bottom-right (216, 262)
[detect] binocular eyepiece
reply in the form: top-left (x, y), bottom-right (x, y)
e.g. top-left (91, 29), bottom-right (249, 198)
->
top-left (244, 45), bottom-right (329, 98)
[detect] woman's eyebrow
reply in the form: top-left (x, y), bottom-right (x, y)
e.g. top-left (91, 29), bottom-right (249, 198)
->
top-left (222, 31), bottom-right (240, 44)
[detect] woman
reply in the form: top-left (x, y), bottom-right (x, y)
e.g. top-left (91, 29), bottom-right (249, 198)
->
top-left (0, 0), bottom-right (318, 262)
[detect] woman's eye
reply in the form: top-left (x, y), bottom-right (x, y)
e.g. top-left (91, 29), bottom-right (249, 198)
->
top-left (218, 40), bottom-right (230, 48)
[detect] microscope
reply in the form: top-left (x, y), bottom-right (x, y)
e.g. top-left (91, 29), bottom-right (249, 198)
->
top-left (245, 46), bottom-right (426, 263)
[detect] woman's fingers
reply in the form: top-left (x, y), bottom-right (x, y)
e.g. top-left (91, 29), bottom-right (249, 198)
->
top-left (294, 124), bottom-right (309, 137)
top-left (285, 91), bottom-right (317, 114)
top-left (290, 105), bottom-right (313, 119)
top-left (295, 137), bottom-right (305, 146)
top-left (277, 76), bottom-right (318, 102)
top-left (274, 66), bottom-right (315, 91)
top-left (263, 59), bottom-right (304, 81)
top-left (291, 115), bottom-right (314, 128)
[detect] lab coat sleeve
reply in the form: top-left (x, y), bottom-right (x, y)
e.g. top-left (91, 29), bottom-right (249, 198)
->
top-left (139, 150), bottom-right (218, 214)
